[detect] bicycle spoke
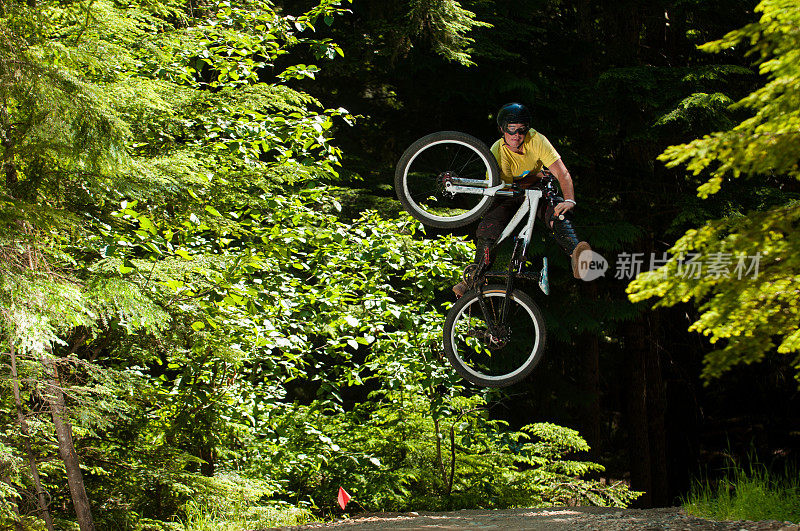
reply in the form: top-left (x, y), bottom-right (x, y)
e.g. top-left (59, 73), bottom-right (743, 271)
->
top-left (457, 152), bottom-right (480, 177)
top-left (448, 146), bottom-right (460, 172)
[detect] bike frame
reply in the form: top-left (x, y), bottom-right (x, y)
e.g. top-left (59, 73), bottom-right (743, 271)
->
top-left (444, 178), bottom-right (543, 265)
top-left (445, 178), bottom-right (546, 331)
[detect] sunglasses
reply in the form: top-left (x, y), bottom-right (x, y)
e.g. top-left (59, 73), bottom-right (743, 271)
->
top-left (503, 125), bottom-right (529, 136)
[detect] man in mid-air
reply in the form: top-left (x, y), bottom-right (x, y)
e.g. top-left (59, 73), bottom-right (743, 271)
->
top-left (453, 102), bottom-right (591, 296)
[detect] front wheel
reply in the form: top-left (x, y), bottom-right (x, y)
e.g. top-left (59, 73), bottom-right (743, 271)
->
top-left (395, 131), bottom-right (500, 229)
top-left (443, 285), bottom-right (546, 387)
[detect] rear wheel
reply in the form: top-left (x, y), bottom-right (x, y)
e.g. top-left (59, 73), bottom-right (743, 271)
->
top-left (395, 131), bottom-right (500, 229)
top-left (443, 285), bottom-right (546, 387)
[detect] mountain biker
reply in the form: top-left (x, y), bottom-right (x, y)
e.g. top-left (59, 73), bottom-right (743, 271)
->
top-left (453, 102), bottom-right (591, 296)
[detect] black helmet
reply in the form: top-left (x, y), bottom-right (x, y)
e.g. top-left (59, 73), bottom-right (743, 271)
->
top-left (496, 103), bottom-right (532, 132)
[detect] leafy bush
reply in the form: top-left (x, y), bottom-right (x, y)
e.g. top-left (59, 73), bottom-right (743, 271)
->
top-left (253, 392), bottom-right (640, 512)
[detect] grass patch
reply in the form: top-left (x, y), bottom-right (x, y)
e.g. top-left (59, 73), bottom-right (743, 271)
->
top-left (171, 473), bottom-right (318, 531)
top-left (181, 501), bottom-right (316, 530)
top-left (683, 461), bottom-right (800, 523)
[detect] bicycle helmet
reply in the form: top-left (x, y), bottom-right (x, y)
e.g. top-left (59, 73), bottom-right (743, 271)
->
top-left (496, 102), bottom-right (532, 132)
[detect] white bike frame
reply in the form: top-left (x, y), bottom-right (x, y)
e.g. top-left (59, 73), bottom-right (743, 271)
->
top-left (444, 178), bottom-right (542, 259)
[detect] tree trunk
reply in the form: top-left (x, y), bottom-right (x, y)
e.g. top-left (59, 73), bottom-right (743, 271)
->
top-left (42, 356), bottom-right (96, 531)
top-left (9, 342), bottom-right (55, 531)
top-left (601, 0), bottom-right (641, 66)
top-left (582, 332), bottom-right (602, 453)
top-left (432, 416), bottom-right (447, 488)
top-left (575, 0), bottom-right (597, 79)
top-left (580, 282), bottom-right (602, 455)
top-left (645, 314), bottom-right (669, 506)
top-left (199, 443), bottom-right (215, 477)
top-left (4, 160), bottom-right (17, 189)
top-left (625, 318), bottom-right (652, 506)
top-left (1, 102), bottom-right (18, 192)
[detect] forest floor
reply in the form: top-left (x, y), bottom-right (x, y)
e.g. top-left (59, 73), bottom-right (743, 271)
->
top-left (272, 506), bottom-right (799, 530)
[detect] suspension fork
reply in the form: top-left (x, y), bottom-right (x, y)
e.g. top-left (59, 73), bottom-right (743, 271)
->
top-left (473, 238), bottom-right (522, 335)
top-left (500, 238), bottom-right (524, 324)
top-left (473, 251), bottom-right (495, 333)
top-left (472, 239), bottom-right (502, 334)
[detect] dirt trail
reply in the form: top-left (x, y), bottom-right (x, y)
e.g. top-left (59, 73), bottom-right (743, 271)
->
top-left (275, 507), bottom-right (799, 530)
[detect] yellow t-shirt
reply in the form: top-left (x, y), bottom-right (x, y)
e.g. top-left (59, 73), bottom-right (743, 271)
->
top-left (490, 131), bottom-right (561, 184)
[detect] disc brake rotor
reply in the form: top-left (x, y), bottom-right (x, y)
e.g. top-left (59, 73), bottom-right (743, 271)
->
top-left (466, 324), bottom-right (509, 349)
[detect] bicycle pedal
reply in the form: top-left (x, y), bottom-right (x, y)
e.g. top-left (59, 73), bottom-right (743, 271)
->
top-left (538, 257), bottom-right (550, 295)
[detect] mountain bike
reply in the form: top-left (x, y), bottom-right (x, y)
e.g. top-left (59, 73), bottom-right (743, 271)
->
top-left (395, 131), bottom-right (557, 388)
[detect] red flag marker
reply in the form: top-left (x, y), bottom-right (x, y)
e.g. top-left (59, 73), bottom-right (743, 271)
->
top-left (337, 487), bottom-right (351, 510)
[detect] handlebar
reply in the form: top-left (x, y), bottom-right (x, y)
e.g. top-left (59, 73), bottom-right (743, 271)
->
top-left (507, 169), bottom-right (557, 194)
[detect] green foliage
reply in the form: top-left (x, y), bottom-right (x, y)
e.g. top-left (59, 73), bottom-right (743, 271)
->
top-left (405, 0), bottom-right (492, 66)
top-left (659, 0), bottom-right (800, 197)
top-left (252, 393), bottom-right (640, 512)
top-left (0, 0), bottom-right (688, 527)
top-left (654, 92), bottom-right (736, 132)
top-left (182, 500), bottom-right (314, 531)
top-left (629, 203), bottom-right (800, 380)
top-left (0, 0), bottom-right (362, 527)
top-left (269, 0), bottom-right (799, 519)
top-left (177, 474), bottom-right (315, 531)
top-left (628, 0), bottom-right (800, 382)
top-left (684, 459), bottom-right (800, 523)
top-left (0, 439), bottom-right (21, 523)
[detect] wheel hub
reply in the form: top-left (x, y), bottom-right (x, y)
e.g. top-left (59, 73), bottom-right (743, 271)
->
top-left (488, 325), bottom-right (509, 348)
top-left (440, 171), bottom-right (457, 197)
top-left (466, 325), bottom-right (509, 349)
